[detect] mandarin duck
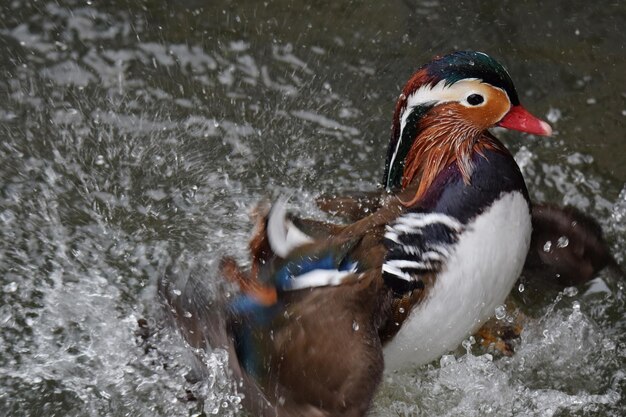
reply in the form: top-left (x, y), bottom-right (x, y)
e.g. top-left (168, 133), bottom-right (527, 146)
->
top-left (162, 51), bottom-right (559, 416)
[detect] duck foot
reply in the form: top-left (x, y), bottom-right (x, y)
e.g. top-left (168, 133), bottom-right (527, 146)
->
top-left (475, 309), bottom-right (525, 356)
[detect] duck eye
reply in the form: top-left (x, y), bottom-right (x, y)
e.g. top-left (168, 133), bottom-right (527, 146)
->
top-left (466, 94), bottom-right (484, 106)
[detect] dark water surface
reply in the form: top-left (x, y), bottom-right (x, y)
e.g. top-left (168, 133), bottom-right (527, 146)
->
top-left (1, 0), bottom-right (625, 416)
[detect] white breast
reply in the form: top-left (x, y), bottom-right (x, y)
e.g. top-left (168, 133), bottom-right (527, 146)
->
top-left (383, 191), bottom-right (531, 371)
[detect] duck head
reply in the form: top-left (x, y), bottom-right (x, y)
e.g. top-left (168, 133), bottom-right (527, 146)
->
top-left (382, 51), bottom-right (552, 203)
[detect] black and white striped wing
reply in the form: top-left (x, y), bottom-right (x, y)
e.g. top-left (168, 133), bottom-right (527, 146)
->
top-left (382, 211), bottom-right (464, 294)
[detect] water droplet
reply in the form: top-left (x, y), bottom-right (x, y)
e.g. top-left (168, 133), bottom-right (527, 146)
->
top-left (3, 282), bottom-right (18, 293)
top-left (557, 236), bottom-right (569, 248)
top-left (495, 305), bottom-right (506, 320)
top-left (563, 286), bottom-right (578, 297)
top-left (462, 336), bottom-right (475, 352)
top-left (352, 320), bottom-right (360, 331)
top-left (518, 283), bottom-right (525, 293)
top-left (172, 289), bottom-right (182, 296)
top-left (440, 354), bottom-right (456, 367)
top-left (184, 311), bottom-right (192, 318)
top-left (95, 155), bottom-right (105, 166)
top-left (546, 107), bottom-right (562, 123)
top-left (543, 241), bottom-right (552, 252)
top-left (572, 301), bottom-right (580, 311)
top-left (603, 339), bottom-right (616, 350)
top-left (398, 307), bottom-right (405, 314)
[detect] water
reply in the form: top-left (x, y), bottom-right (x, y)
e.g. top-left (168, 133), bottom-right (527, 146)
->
top-left (0, 0), bottom-right (624, 416)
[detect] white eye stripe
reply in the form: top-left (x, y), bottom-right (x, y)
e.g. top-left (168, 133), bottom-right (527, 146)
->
top-left (404, 78), bottom-right (481, 109)
top-left (399, 79), bottom-right (484, 133)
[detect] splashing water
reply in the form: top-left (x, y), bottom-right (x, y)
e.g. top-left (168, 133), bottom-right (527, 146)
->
top-left (0, 1), bottom-right (624, 416)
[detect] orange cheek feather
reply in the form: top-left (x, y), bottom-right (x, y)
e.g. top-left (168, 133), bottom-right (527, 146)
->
top-left (456, 88), bottom-right (511, 130)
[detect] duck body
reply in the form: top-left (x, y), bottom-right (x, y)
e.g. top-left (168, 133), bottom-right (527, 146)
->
top-left (381, 146), bottom-right (532, 370)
